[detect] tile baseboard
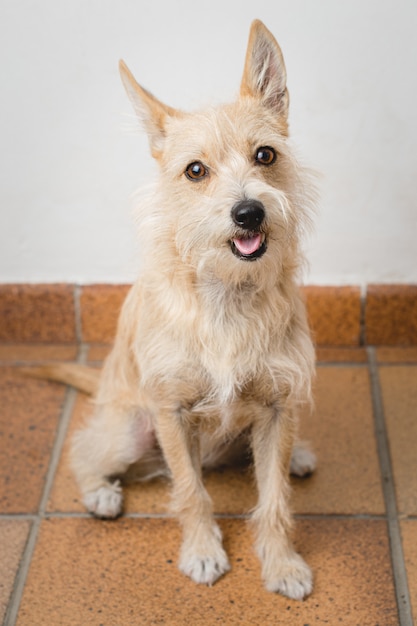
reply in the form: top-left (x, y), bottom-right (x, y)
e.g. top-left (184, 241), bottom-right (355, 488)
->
top-left (0, 283), bottom-right (416, 346)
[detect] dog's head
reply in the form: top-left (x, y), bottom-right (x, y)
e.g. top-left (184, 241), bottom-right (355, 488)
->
top-left (120, 20), bottom-right (313, 288)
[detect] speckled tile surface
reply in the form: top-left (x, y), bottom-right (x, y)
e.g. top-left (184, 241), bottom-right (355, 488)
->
top-left (380, 366), bottom-right (417, 516)
top-left (366, 284), bottom-right (417, 345)
top-left (47, 366), bottom-right (383, 517)
top-left (315, 347), bottom-right (368, 363)
top-left (1, 342), bottom-right (415, 624)
top-left (0, 368), bottom-right (66, 513)
top-left (303, 286), bottom-right (362, 346)
top-left (0, 344), bottom-right (78, 364)
top-left (0, 284), bottom-right (76, 343)
top-left (2, 283), bottom-right (416, 347)
top-left (86, 343), bottom-right (112, 363)
top-left (294, 366), bottom-right (385, 515)
top-left (46, 393), bottom-right (173, 515)
top-left (16, 517), bottom-right (397, 626)
top-left (80, 284), bottom-right (131, 344)
top-left (0, 520), bottom-right (31, 623)
top-left (401, 520), bottom-right (417, 623)
top-left (376, 346), bottom-right (417, 363)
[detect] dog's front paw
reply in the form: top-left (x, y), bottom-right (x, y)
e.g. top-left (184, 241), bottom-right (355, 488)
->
top-left (180, 551), bottom-right (231, 586)
top-left (264, 551), bottom-right (313, 600)
top-left (179, 524), bottom-right (230, 586)
top-left (290, 444), bottom-right (317, 477)
top-left (83, 481), bottom-right (123, 519)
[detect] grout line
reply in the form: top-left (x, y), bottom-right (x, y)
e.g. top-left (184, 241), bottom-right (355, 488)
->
top-left (4, 388), bottom-right (77, 626)
top-left (359, 288), bottom-right (367, 346)
top-left (38, 343), bottom-right (87, 517)
top-left (3, 517), bottom-right (41, 626)
top-left (0, 510), bottom-right (393, 521)
top-left (317, 361), bottom-right (367, 369)
top-left (3, 347), bottom-right (88, 626)
top-left (367, 347), bottom-right (414, 626)
top-left (38, 388), bottom-right (78, 516)
top-left (73, 284), bottom-right (83, 344)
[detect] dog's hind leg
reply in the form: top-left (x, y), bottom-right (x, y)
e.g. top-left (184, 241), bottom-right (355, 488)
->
top-left (71, 405), bottom-right (156, 518)
top-left (155, 405), bottom-right (230, 586)
top-left (251, 402), bottom-right (313, 600)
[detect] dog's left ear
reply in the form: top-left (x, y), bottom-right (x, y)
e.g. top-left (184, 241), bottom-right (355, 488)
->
top-left (119, 60), bottom-right (179, 159)
top-left (240, 20), bottom-right (289, 117)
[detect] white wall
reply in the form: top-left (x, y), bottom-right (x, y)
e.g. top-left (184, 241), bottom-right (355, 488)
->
top-left (1, 0), bottom-right (416, 286)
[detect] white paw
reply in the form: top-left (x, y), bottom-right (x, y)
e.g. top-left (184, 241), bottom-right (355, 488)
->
top-left (179, 524), bottom-right (230, 586)
top-left (83, 481), bottom-right (123, 518)
top-left (290, 444), bottom-right (317, 477)
top-left (179, 552), bottom-right (231, 586)
top-left (264, 552), bottom-right (313, 600)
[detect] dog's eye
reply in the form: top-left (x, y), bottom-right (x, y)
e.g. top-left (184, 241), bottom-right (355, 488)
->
top-left (185, 161), bottom-right (208, 181)
top-left (255, 146), bottom-right (277, 166)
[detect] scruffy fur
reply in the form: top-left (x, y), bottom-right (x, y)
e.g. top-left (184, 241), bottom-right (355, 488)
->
top-left (69, 20), bottom-right (317, 600)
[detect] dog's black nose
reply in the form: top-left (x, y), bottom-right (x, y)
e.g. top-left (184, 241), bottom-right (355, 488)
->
top-left (231, 200), bottom-right (265, 230)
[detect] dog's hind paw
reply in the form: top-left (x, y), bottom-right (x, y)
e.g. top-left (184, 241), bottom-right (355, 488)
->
top-left (264, 552), bottom-right (313, 600)
top-left (290, 444), bottom-right (317, 477)
top-left (83, 481), bottom-right (123, 519)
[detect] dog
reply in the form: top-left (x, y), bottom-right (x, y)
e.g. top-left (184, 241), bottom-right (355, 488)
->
top-left (32, 20), bottom-right (317, 600)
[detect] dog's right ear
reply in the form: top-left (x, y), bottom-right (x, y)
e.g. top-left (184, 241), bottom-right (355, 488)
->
top-left (119, 60), bottom-right (178, 159)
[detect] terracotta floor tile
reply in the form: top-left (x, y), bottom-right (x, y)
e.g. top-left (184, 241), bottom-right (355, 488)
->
top-left (315, 347), bottom-right (368, 363)
top-left (366, 284), bottom-right (417, 345)
top-left (80, 284), bottom-right (130, 344)
top-left (379, 366), bottom-right (417, 515)
top-left (0, 344), bottom-right (78, 364)
top-left (293, 367), bottom-right (385, 515)
top-left (0, 520), bottom-right (31, 623)
top-left (0, 283), bottom-right (76, 343)
top-left (49, 367), bottom-right (383, 517)
top-left (16, 517), bottom-right (397, 626)
top-left (401, 520), bottom-right (417, 622)
top-left (303, 285), bottom-right (362, 346)
top-left (86, 344), bottom-right (112, 363)
top-left (376, 346), bottom-right (417, 364)
top-left (47, 394), bottom-right (172, 515)
top-left (0, 369), bottom-right (66, 513)
top-left (47, 393), bottom-right (255, 515)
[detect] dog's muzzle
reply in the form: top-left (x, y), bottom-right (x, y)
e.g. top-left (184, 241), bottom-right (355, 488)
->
top-left (230, 200), bottom-right (267, 261)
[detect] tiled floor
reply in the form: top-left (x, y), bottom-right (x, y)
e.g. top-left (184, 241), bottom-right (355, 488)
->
top-left (1, 344), bottom-right (416, 625)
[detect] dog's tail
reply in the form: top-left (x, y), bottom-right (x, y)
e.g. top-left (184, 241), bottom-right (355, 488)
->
top-left (20, 363), bottom-right (100, 396)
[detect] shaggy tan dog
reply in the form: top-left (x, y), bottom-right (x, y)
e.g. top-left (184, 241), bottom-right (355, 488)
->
top-left (33, 20), bottom-right (317, 599)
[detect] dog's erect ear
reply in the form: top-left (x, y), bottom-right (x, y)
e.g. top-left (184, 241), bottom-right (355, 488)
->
top-left (119, 60), bottom-right (178, 159)
top-left (240, 20), bottom-right (289, 117)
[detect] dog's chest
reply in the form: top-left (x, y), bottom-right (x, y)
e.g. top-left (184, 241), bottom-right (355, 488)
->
top-left (137, 280), bottom-right (285, 405)
top-left (194, 296), bottom-right (278, 403)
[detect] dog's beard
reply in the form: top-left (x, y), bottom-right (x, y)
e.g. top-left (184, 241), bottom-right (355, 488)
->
top-left (174, 184), bottom-right (302, 289)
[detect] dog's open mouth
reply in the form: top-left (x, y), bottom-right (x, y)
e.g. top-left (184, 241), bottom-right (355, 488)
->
top-left (230, 233), bottom-right (267, 261)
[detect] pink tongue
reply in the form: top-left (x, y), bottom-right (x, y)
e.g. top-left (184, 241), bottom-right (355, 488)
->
top-left (233, 234), bottom-right (262, 256)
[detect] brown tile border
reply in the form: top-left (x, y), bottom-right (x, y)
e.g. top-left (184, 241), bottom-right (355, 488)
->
top-left (302, 285), bottom-right (362, 346)
top-left (79, 284), bottom-right (130, 344)
top-left (0, 284), bottom-right (76, 343)
top-left (0, 283), bottom-right (416, 346)
top-left (0, 344), bottom-right (78, 364)
top-left (365, 284), bottom-right (417, 345)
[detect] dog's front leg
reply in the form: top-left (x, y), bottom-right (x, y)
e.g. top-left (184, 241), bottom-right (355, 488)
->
top-left (251, 402), bottom-right (313, 600)
top-left (156, 406), bottom-right (230, 586)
